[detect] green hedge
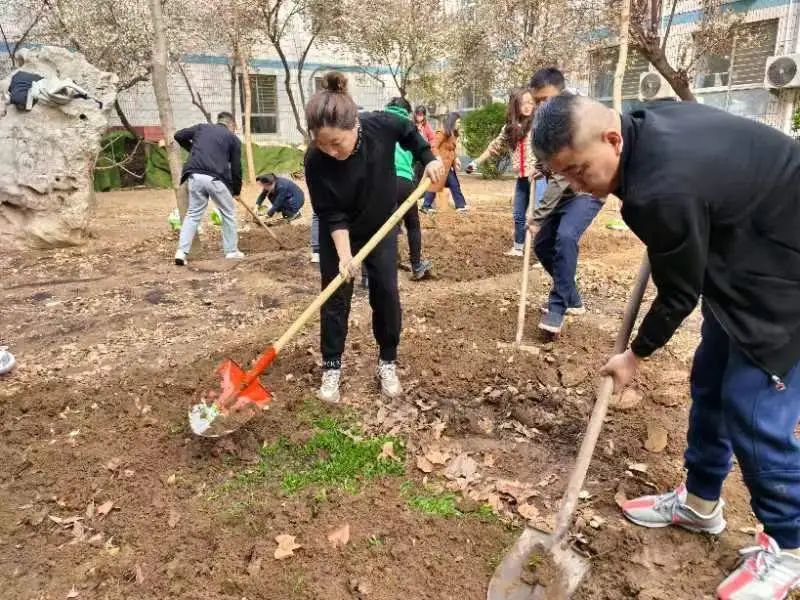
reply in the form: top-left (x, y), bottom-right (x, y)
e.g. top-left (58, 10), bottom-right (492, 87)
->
top-left (94, 131), bottom-right (136, 192)
top-left (462, 102), bottom-right (507, 179)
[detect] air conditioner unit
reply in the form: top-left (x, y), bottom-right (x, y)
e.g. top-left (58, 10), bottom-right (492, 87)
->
top-left (638, 72), bottom-right (676, 101)
top-left (764, 54), bottom-right (800, 89)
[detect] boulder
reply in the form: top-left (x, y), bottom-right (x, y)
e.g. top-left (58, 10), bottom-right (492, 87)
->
top-left (0, 46), bottom-right (117, 248)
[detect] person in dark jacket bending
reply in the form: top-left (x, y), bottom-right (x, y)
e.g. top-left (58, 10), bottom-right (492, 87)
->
top-left (533, 93), bottom-right (800, 600)
top-left (304, 72), bottom-right (444, 403)
top-left (173, 111), bottom-right (243, 265)
top-left (255, 173), bottom-right (305, 221)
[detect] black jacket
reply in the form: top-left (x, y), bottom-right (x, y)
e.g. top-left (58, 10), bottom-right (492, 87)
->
top-left (304, 111), bottom-right (435, 241)
top-left (256, 177), bottom-right (305, 216)
top-left (174, 123), bottom-right (242, 196)
top-left (618, 101), bottom-right (800, 379)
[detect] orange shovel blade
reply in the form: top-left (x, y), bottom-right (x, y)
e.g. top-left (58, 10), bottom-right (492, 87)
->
top-left (216, 359), bottom-right (273, 412)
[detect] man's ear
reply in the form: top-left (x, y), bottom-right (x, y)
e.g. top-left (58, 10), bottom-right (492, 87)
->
top-left (604, 130), bottom-right (623, 156)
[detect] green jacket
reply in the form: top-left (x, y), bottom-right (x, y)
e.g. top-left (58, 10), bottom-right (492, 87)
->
top-left (384, 105), bottom-right (415, 182)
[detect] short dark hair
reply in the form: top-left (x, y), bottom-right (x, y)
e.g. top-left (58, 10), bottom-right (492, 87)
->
top-left (414, 105), bottom-right (427, 116)
top-left (217, 111), bottom-right (235, 126)
top-left (256, 173), bottom-right (276, 184)
top-left (532, 93), bottom-right (579, 160)
top-left (529, 67), bottom-right (566, 92)
top-left (387, 96), bottom-right (412, 113)
top-left (443, 111), bottom-right (461, 137)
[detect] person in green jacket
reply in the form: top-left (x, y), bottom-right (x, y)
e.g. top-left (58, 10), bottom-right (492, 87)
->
top-left (385, 97), bottom-right (433, 280)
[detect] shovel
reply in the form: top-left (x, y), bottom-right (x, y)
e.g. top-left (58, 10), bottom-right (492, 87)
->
top-left (499, 209), bottom-right (539, 355)
top-left (487, 255), bottom-right (651, 600)
top-left (189, 178), bottom-right (432, 437)
top-left (234, 196), bottom-right (284, 249)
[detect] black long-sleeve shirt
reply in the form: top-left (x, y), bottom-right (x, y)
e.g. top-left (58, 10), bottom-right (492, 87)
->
top-left (304, 111), bottom-right (435, 241)
top-left (618, 100), bottom-right (800, 378)
top-left (255, 177), bottom-right (305, 216)
top-left (175, 123), bottom-right (243, 196)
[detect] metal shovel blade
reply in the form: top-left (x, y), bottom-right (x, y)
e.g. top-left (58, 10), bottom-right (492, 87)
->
top-left (188, 359), bottom-right (272, 438)
top-left (487, 527), bottom-right (589, 600)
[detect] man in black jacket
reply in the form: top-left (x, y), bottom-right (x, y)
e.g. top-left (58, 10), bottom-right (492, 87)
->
top-left (533, 94), bottom-right (800, 599)
top-left (173, 111), bottom-right (244, 265)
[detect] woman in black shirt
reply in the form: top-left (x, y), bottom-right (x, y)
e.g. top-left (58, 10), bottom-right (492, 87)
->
top-left (304, 72), bottom-right (444, 403)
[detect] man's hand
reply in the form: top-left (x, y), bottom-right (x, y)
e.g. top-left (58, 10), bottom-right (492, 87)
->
top-left (600, 349), bottom-right (641, 393)
top-left (424, 159), bottom-right (445, 184)
top-left (527, 218), bottom-right (541, 237)
top-left (338, 254), bottom-right (361, 281)
top-left (455, 158), bottom-right (462, 171)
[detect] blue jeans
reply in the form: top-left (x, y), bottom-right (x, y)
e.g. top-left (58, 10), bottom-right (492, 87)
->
top-left (311, 211), bottom-right (320, 252)
top-left (178, 174), bottom-right (238, 255)
top-left (685, 304), bottom-right (800, 548)
top-left (422, 168), bottom-right (467, 209)
top-left (533, 194), bottom-right (603, 314)
top-left (512, 177), bottom-right (531, 245)
top-left (534, 177), bottom-right (547, 208)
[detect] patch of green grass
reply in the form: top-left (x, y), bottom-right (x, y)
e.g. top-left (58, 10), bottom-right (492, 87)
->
top-left (407, 492), bottom-right (463, 517)
top-left (213, 417), bottom-right (405, 498)
top-left (367, 535), bottom-right (384, 547)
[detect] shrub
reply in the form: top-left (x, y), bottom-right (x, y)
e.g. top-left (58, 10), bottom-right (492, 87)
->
top-left (462, 102), bottom-right (507, 179)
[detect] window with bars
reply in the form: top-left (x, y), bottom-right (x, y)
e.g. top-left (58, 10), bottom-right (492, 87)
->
top-left (239, 73), bottom-right (278, 134)
top-left (589, 47), bottom-right (650, 99)
top-left (694, 19), bottom-right (778, 89)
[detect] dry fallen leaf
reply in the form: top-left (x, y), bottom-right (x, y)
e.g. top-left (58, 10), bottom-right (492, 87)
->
top-left (431, 421), bottom-right (447, 439)
top-left (416, 455), bottom-right (435, 474)
top-left (274, 534), bottom-right (301, 560)
top-left (96, 501), bottom-right (114, 518)
top-left (67, 586), bottom-right (79, 598)
top-left (378, 442), bottom-right (400, 462)
top-left (49, 515), bottom-right (83, 527)
top-left (494, 479), bottom-right (539, 504)
top-left (105, 457), bottom-right (122, 471)
top-left (327, 523), bottom-right (351, 548)
top-left (628, 463), bottom-right (648, 474)
top-left (443, 453), bottom-right (478, 481)
top-left (482, 453), bottom-right (496, 467)
top-left (134, 564), bottom-right (145, 585)
top-left (614, 490), bottom-right (628, 509)
top-left (85, 501), bottom-right (95, 520)
top-left (166, 474), bottom-right (177, 485)
top-left (167, 509), bottom-right (181, 528)
top-left (517, 502), bottom-right (539, 521)
top-left (423, 447), bottom-right (450, 465)
top-left (644, 424), bottom-right (668, 453)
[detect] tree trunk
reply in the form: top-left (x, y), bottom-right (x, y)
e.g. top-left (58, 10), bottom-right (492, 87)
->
top-left (177, 62), bottom-right (212, 123)
top-left (147, 0), bottom-right (187, 217)
top-left (238, 51), bottom-right (257, 185)
top-left (228, 61), bottom-right (237, 118)
top-left (612, 0), bottom-right (632, 112)
top-left (273, 40), bottom-right (308, 142)
top-left (639, 35), bottom-right (696, 101)
top-left (114, 100), bottom-right (141, 140)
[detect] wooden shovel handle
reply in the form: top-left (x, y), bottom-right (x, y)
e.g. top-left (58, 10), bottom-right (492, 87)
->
top-left (551, 255), bottom-right (651, 542)
top-left (235, 195), bottom-right (283, 248)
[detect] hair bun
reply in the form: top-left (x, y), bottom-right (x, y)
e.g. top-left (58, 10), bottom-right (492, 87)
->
top-left (323, 71), bottom-right (349, 94)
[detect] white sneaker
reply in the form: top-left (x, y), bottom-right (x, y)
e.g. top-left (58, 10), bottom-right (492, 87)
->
top-left (318, 369), bottom-right (341, 403)
top-left (376, 360), bottom-right (402, 398)
top-left (504, 247), bottom-right (524, 257)
top-left (310, 252), bottom-right (320, 264)
top-left (175, 249), bottom-right (187, 266)
top-left (225, 250), bottom-right (245, 259)
top-left (717, 533), bottom-right (800, 599)
top-left (0, 346), bottom-right (16, 375)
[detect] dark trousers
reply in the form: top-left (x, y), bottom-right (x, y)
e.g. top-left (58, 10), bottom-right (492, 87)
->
top-left (685, 303), bottom-right (800, 549)
top-left (319, 229), bottom-right (401, 368)
top-left (533, 194), bottom-right (603, 314)
top-left (396, 176), bottom-right (422, 268)
top-left (512, 177), bottom-right (531, 245)
top-left (421, 168), bottom-right (467, 209)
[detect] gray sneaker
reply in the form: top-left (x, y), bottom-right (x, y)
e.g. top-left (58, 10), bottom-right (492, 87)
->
top-left (717, 533), bottom-right (800, 599)
top-left (538, 310), bottom-right (565, 334)
top-left (376, 360), bottom-right (402, 398)
top-left (411, 259), bottom-right (433, 281)
top-left (622, 484), bottom-right (726, 535)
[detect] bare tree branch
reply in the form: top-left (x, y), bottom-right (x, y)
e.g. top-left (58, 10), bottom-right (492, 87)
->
top-left (177, 61), bottom-right (212, 122)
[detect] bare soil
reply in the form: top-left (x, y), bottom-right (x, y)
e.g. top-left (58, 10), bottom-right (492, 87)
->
top-left (0, 178), bottom-right (776, 600)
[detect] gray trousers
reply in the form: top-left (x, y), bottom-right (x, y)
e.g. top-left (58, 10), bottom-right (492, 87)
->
top-left (178, 173), bottom-right (238, 255)
top-left (311, 211), bottom-right (320, 252)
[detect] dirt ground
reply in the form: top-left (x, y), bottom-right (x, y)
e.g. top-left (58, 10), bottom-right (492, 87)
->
top-left (0, 178), bottom-right (775, 600)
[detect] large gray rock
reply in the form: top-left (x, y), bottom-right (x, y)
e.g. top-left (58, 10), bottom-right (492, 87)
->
top-left (0, 46), bottom-right (118, 248)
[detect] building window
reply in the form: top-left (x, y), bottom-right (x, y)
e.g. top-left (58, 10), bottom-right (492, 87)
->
top-left (589, 46), bottom-right (649, 99)
top-left (694, 19), bottom-right (778, 89)
top-left (239, 73), bottom-right (278, 134)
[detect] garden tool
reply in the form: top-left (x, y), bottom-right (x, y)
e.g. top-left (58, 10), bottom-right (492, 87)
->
top-left (189, 178), bottom-right (432, 437)
top-left (487, 256), bottom-right (651, 600)
top-left (234, 195), bottom-right (283, 249)
top-left (499, 209), bottom-right (538, 354)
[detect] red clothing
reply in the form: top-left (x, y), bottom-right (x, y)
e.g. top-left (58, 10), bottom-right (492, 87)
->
top-left (417, 122), bottom-right (435, 144)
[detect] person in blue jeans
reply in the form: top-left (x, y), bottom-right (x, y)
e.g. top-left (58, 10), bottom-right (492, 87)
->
top-left (467, 88), bottom-right (539, 256)
top-left (533, 92), bottom-right (800, 599)
top-left (527, 68), bottom-right (602, 334)
top-left (420, 112), bottom-right (468, 213)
